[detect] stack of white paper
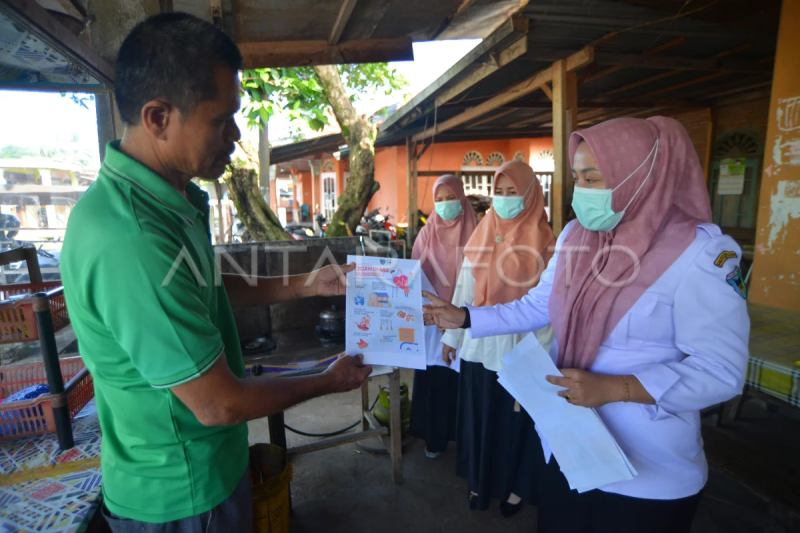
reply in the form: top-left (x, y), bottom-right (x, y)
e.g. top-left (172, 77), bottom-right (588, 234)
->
top-left (497, 335), bottom-right (637, 492)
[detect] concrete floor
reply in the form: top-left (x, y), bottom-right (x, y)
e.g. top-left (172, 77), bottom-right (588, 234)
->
top-left (251, 369), bottom-right (800, 533)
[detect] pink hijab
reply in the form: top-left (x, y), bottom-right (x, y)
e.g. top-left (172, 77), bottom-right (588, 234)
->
top-left (465, 161), bottom-right (556, 307)
top-left (550, 117), bottom-right (712, 370)
top-left (412, 175), bottom-right (478, 302)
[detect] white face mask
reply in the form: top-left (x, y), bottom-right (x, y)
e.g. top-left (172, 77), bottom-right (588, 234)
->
top-left (571, 138), bottom-right (659, 232)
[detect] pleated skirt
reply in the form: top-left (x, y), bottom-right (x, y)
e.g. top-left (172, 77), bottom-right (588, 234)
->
top-left (455, 360), bottom-right (543, 510)
top-left (409, 365), bottom-right (459, 453)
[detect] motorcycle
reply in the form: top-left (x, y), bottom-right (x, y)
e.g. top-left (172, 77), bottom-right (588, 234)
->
top-left (361, 208), bottom-right (398, 242)
top-left (284, 224), bottom-right (316, 240)
top-left (314, 213), bottom-right (328, 237)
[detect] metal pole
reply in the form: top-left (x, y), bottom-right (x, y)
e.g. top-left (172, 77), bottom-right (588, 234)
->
top-left (32, 293), bottom-right (74, 450)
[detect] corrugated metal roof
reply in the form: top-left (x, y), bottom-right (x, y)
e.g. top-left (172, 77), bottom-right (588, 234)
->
top-left (376, 0), bottom-right (777, 145)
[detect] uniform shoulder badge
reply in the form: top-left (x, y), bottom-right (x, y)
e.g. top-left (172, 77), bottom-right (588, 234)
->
top-left (726, 266), bottom-right (747, 299)
top-left (714, 250), bottom-right (738, 268)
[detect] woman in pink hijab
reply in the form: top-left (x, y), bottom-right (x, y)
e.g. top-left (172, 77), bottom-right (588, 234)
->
top-left (423, 117), bottom-right (750, 533)
top-left (409, 174), bottom-right (477, 459)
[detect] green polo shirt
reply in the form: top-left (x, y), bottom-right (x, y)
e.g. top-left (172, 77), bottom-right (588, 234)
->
top-left (61, 141), bottom-right (248, 523)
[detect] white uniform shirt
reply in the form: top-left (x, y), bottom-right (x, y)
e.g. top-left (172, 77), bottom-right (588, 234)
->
top-left (467, 220), bottom-right (750, 499)
top-left (442, 258), bottom-right (554, 372)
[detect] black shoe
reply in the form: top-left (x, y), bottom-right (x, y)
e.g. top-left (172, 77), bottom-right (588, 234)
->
top-left (500, 500), bottom-right (522, 518)
top-left (468, 491), bottom-right (478, 510)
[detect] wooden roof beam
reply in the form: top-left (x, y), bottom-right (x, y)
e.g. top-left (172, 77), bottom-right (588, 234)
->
top-left (580, 36), bottom-right (687, 85)
top-left (239, 38), bottom-right (413, 68)
top-left (329, 0), bottom-right (359, 45)
top-left (598, 43), bottom-right (756, 98)
top-left (465, 107), bottom-right (518, 129)
top-left (380, 15), bottom-right (529, 132)
top-left (435, 16), bottom-right (529, 106)
top-left (634, 71), bottom-right (729, 99)
top-left (579, 107), bottom-right (671, 128)
top-left (508, 111), bottom-right (551, 128)
top-left (411, 47), bottom-right (594, 142)
top-left (526, 49), bottom-right (771, 74)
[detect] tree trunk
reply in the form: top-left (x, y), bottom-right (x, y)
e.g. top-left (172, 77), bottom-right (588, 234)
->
top-left (223, 141), bottom-right (290, 241)
top-left (313, 65), bottom-right (380, 237)
top-left (258, 117), bottom-right (270, 200)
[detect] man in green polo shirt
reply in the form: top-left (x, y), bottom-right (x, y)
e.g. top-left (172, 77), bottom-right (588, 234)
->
top-left (60, 13), bottom-right (371, 532)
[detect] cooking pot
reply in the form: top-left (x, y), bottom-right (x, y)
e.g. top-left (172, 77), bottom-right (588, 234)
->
top-left (318, 304), bottom-right (345, 338)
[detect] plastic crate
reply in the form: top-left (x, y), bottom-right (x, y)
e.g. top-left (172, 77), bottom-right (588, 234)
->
top-left (0, 282), bottom-right (69, 344)
top-left (0, 356), bottom-right (94, 440)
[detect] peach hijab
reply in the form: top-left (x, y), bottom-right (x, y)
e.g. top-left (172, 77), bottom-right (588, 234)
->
top-left (464, 161), bottom-right (556, 307)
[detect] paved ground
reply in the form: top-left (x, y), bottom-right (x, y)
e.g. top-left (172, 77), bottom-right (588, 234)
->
top-left (248, 369), bottom-right (800, 533)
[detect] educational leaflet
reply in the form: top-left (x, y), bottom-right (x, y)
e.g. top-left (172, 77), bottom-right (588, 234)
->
top-left (345, 255), bottom-right (427, 370)
top-left (497, 335), bottom-right (637, 492)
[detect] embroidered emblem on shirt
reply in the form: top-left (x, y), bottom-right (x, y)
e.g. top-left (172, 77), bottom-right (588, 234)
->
top-left (726, 266), bottom-right (747, 299)
top-left (714, 250), bottom-right (737, 268)
top-left (495, 235), bottom-right (504, 244)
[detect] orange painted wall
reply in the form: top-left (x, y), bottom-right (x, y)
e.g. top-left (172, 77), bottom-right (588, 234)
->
top-left (300, 172), bottom-right (312, 218)
top-left (370, 146), bottom-right (404, 221)
top-left (366, 138), bottom-right (554, 223)
top-left (750, 0), bottom-right (800, 311)
top-left (335, 159), bottom-right (346, 199)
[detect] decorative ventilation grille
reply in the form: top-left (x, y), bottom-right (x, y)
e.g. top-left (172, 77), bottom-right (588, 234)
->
top-left (462, 151), bottom-right (484, 166)
top-left (486, 152), bottom-right (506, 166)
top-left (714, 131), bottom-right (761, 159)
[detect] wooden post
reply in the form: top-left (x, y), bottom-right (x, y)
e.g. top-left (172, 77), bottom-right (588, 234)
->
top-left (551, 61), bottom-right (579, 235)
top-left (406, 137), bottom-right (418, 248)
top-left (214, 180), bottom-right (224, 244)
top-left (389, 367), bottom-right (403, 484)
top-left (94, 92), bottom-right (115, 161)
top-left (565, 69), bottom-right (578, 223)
top-left (703, 107), bottom-right (717, 186)
top-left (22, 245), bottom-right (43, 284)
top-left (268, 411), bottom-right (287, 450)
top-left (258, 118), bottom-right (270, 200)
top-left (361, 380), bottom-right (370, 432)
top-left (552, 60), bottom-right (568, 235)
top-left (32, 294), bottom-right (73, 450)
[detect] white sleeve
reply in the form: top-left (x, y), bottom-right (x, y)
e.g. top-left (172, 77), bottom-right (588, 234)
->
top-left (467, 221), bottom-right (576, 339)
top-left (441, 259), bottom-right (473, 349)
top-left (634, 234), bottom-right (750, 417)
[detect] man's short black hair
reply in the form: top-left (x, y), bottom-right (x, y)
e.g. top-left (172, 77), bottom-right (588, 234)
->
top-left (114, 12), bottom-right (243, 125)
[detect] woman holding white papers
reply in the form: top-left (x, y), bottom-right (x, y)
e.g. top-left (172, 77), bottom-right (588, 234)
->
top-left (423, 117), bottom-right (750, 533)
top-left (409, 174), bottom-right (477, 459)
top-left (441, 161), bottom-right (556, 517)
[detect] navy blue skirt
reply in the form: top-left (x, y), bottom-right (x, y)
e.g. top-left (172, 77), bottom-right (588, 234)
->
top-left (455, 360), bottom-right (543, 510)
top-left (410, 365), bottom-right (459, 453)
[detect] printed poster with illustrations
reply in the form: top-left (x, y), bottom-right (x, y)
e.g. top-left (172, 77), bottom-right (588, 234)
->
top-left (345, 255), bottom-right (426, 370)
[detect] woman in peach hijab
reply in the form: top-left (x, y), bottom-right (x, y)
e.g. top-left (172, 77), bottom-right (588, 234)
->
top-left (409, 174), bottom-right (477, 458)
top-left (440, 161), bottom-right (556, 517)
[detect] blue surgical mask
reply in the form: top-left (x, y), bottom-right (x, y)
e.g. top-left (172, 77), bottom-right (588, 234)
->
top-left (493, 180), bottom-right (533, 220)
top-left (434, 200), bottom-right (463, 220)
top-left (572, 139), bottom-right (659, 232)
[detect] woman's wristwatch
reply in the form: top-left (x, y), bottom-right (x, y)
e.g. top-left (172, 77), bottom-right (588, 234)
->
top-left (460, 306), bottom-right (471, 329)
